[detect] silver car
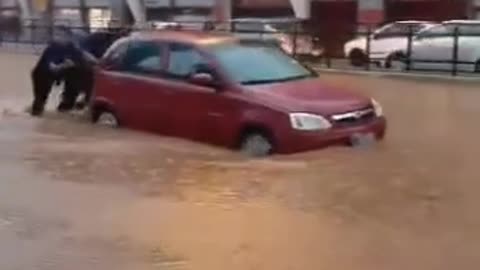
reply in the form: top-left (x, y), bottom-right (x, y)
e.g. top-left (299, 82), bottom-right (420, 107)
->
top-left (222, 17), bottom-right (323, 58)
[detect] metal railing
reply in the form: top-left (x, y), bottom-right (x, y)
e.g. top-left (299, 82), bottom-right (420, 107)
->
top-left (1, 19), bottom-right (479, 77)
top-left (350, 24), bottom-right (480, 76)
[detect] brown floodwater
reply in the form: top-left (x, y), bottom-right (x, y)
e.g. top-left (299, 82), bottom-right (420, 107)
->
top-left (1, 52), bottom-right (480, 270)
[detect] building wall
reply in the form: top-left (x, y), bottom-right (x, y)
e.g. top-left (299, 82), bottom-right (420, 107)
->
top-left (144, 0), bottom-right (216, 21)
top-left (288, 0), bottom-right (473, 23)
top-left (13, 0), bottom-right (480, 25)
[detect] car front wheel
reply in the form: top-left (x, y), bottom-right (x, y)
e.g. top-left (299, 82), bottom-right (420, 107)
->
top-left (92, 108), bottom-right (120, 128)
top-left (240, 132), bottom-right (274, 157)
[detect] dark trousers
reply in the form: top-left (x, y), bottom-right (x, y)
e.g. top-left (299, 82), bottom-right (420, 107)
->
top-left (80, 68), bottom-right (94, 107)
top-left (58, 67), bottom-right (93, 111)
top-left (31, 69), bottom-right (55, 116)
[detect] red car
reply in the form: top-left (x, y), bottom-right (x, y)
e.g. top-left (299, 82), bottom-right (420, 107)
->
top-left (92, 31), bottom-right (386, 156)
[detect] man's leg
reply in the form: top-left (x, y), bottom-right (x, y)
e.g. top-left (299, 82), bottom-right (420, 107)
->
top-left (31, 70), bottom-right (53, 116)
top-left (75, 68), bottom-right (94, 110)
top-left (57, 69), bottom-right (80, 112)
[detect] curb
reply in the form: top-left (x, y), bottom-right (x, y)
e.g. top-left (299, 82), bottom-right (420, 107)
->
top-left (314, 68), bottom-right (480, 83)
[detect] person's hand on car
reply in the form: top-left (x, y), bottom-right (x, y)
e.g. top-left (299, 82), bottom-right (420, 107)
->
top-left (62, 59), bottom-right (75, 68)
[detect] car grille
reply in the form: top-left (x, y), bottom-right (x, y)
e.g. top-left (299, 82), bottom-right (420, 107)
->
top-left (330, 106), bottom-right (376, 127)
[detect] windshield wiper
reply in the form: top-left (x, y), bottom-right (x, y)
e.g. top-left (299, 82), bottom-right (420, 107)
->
top-left (242, 74), bottom-right (313, 85)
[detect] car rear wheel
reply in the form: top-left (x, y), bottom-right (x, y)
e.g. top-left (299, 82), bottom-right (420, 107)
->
top-left (349, 49), bottom-right (367, 67)
top-left (240, 132), bottom-right (274, 157)
top-left (475, 60), bottom-right (480, 73)
top-left (385, 52), bottom-right (406, 69)
top-left (92, 107), bottom-right (119, 128)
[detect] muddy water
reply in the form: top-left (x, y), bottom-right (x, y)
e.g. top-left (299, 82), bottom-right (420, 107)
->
top-left (1, 52), bottom-right (480, 270)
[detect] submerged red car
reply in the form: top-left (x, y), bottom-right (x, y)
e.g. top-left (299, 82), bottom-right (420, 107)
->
top-left (91, 31), bottom-right (386, 156)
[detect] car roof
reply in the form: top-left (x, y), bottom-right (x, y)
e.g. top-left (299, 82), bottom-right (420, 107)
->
top-left (443, 20), bottom-right (480, 25)
top-left (129, 30), bottom-right (236, 46)
top-left (392, 20), bottom-right (434, 25)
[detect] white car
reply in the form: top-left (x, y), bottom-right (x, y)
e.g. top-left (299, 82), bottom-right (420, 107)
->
top-left (148, 21), bottom-right (208, 31)
top-left (344, 21), bottom-right (435, 68)
top-left (223, 18), bottom-right (323, 58)
top-left (410, 20), bottom-right (480, 72)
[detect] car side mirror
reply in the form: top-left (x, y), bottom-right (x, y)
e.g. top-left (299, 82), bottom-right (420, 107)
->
top-left (189, 72), bottom-right (218, 89)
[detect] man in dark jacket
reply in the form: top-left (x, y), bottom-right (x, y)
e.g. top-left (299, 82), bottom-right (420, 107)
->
top-left (30, 28), bottom-right (83, 116)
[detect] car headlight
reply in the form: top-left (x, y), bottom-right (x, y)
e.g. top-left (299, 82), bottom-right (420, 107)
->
top-left (289, 113), bottom-right (332, 131)
top-left (371, 98), bottom-right (383, 117)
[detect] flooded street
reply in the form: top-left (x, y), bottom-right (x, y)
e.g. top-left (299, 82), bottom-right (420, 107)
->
top-left (1, 52), bottom-right (480, 270)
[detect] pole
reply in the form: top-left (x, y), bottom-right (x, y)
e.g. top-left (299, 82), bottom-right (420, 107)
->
top-left (365, 25), bottom-right (371, 71)
top-left (452, 26), bottom-right (459, 76)
top-left (406, 24), bottom-right (413, 72)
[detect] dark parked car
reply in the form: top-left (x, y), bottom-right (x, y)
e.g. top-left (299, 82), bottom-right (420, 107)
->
top-left (92, 31), bottom-right (386, 156)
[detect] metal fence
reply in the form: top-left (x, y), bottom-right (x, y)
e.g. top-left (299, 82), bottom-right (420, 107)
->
top-left (334, 24), bottom-right (480, 77)
top-left (1, 19), bottom-right (479, 77)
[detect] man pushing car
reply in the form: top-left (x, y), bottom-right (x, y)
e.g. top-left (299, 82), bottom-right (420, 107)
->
top-left (29, 26), bottom-right (97, 116)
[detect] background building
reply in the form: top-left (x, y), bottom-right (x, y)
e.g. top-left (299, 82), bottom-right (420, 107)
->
top-left (1, 0), bottom-right (477, 27)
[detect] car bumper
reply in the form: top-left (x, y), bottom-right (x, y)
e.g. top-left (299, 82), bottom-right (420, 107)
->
top-left (277, 117), bottom-right (387, 154)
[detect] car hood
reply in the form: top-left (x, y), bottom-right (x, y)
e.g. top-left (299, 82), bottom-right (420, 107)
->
top-left (245, 78), bottom-right (371, 115)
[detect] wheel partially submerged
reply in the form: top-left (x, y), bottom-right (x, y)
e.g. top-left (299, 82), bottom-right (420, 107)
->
top-left (92, 107), bottom-right (120, 128)
top-left (240, 132), bottom-right (274, 157)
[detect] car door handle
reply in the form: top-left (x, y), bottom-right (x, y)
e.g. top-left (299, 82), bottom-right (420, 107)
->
top-left (208, 112), bottom-right (223, 118)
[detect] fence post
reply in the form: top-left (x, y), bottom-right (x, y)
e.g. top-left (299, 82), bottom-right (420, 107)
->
top-left (15, 24), bottom-right (19, 51)
top-left (292, 21), bottom-right (298, 58)
top-left (452, 26), bottom-right (459, 76)
top-left (406, 25), bottom-right (413, 72)
top-left (365, 25), bottom-right (371, 71)
top-left (31, 21), bottom-right (35, 47)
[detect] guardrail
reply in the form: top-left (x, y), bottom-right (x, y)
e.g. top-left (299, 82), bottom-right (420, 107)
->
top-left (0, 19), bottom-right (479, 77)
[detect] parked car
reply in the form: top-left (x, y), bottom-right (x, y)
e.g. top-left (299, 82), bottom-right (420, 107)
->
top-left (409, 20), bottom-right (480, 72)
top-left (148, 17), bottom-right (211, 31)
top-left (149, 21), bottom-right (203, 30)
top-left (344, 21), bottom-right (435, 68)
top-left (92, 31), bottom-right (386, 156)
top-left (218, 17), bottom-right (323, 58)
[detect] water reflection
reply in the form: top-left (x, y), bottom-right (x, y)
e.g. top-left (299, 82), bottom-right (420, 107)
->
top-left (2, 68), bottom-right (480, 269)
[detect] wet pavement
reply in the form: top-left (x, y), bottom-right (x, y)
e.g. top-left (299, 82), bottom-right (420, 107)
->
top-left (1, 52), bottom-right (480, 270)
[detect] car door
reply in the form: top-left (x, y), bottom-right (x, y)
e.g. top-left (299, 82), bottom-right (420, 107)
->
top-left (370, 23), bottom-right (401, 60)
top-left (96, 39), bottom-right (138, 125)
top-left (162, 43), bottom-right (237, 145)
top-left (456, 24), bottom-right (480, 72)
top-left (411, 25), bottom-right (454, 71)
top-left (112, 40), bottom-right (169, 132)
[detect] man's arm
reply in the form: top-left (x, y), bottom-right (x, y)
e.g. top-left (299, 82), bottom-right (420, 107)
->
top-left (48, 59), bottom-right (75, 73)
top-left (82, 50), bottom-right (99, 65)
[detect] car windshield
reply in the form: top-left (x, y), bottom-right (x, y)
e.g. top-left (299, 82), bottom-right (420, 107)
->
top-left (376, 23), bottom-right (431, 36)
top-left (209, 42), bottom-right (315, 85)
top-left (416, 24), bottom-right (454, 37)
